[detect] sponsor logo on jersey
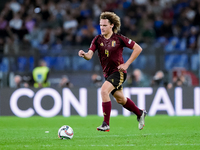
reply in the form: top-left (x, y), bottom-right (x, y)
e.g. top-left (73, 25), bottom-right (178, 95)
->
top-left (128, 39), bottom-right (132, 44)
top-left (112, 41), bottom-right (116, 47)
top-left (100, 43), bottom-right (104, 46)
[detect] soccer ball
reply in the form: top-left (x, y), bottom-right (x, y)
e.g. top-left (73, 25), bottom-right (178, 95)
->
top-left (58, 125), bottom-right (74, 139)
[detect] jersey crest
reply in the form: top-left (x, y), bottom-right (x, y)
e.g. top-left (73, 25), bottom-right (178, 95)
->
top-left (112, 41), bottom-right (116, 47)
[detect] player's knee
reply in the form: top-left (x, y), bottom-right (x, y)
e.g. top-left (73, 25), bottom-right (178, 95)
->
top-left (101, 89), bottom-right (109, 97)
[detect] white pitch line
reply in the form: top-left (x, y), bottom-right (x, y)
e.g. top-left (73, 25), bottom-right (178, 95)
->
top-left (41, 143), bottom-right (200, 147)
top-left (75, 133), bottom-right (167, 138)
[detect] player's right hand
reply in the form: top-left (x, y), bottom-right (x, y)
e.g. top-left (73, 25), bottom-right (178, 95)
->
top-left (78, 50), bottom-right (85, 57)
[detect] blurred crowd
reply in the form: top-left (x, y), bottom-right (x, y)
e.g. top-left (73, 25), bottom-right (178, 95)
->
top-left (13, 59), bottom-right (74, 88)
top-left (124, 67), bottom-right (198, 89)
top-left (0, 0), bottom-right (199, 54)
top-left (14, 66), bottom-right (197, 88)
top-left (0, 0), bottom-right (200, 88)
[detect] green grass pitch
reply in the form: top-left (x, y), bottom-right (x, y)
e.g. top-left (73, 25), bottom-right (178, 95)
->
top-left (0, 115), bottom-right (200, 150)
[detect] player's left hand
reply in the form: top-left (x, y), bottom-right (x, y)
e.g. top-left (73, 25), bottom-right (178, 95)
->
top-left (118, 64), bottom-right (128, 71)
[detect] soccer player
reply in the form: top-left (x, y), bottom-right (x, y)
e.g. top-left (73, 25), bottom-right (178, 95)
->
top-left (78, 12), bottom-right (147, 132)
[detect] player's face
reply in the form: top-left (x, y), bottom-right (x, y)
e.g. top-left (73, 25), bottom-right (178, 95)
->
top-left (100, 19), bottom-right (114, 36)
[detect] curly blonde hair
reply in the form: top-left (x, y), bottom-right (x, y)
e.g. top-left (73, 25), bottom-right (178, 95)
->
top-left (100, 12), bottom-right (121, 33)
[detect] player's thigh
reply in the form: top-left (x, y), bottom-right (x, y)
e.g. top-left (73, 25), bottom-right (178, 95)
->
top-left (113, 89), bottom-right (127, 105)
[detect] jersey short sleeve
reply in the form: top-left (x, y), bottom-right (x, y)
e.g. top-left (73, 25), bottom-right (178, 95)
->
top-left (89, 35), bottom-right (99, 52)
top-left (118, 34), bottom-right (135, 49)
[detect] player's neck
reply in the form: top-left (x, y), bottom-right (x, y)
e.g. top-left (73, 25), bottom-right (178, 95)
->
top-left (103, 32), bottom-right (113, 39)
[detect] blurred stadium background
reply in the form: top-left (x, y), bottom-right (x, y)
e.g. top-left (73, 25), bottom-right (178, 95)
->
top-left (0, 0), bottom-right (200, 88)
top-left (1, 1), bottom-right (200, 149)
top-left (0, 0), bottom-right (200, 117)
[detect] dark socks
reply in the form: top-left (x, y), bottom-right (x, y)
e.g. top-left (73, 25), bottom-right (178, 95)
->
top-left (102, 101), bottom-right (111, 125)
top-left (123, 97), bottom-right (142, 117)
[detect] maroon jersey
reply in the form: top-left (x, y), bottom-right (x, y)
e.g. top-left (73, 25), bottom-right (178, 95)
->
top-left (89, 33), bottom-right (135, 78)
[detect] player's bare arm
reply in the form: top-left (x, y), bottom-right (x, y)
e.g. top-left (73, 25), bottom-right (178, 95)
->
top-left (118, 43), bottom-right (142, 71)
top-left (78, 50), bottom-right (94, 60)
